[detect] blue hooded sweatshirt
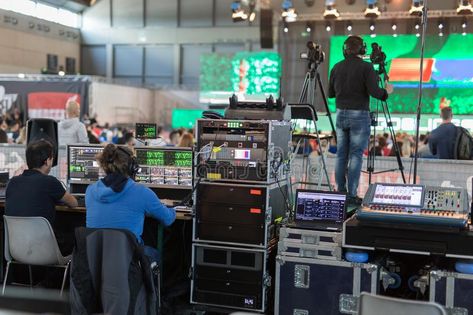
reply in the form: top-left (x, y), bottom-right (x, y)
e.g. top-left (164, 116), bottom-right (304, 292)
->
top-left (85, 178), bottom-right (176, 243)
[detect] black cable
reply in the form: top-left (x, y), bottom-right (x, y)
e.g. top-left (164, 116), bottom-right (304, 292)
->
top-left (412, 0), bottom-right (429, 184)
top-left (276, 177), bottom-right (292, 216)
top-left (177, 121), bottom-right (221, 207)
top-left (271, 153), bottom-right (292, 214)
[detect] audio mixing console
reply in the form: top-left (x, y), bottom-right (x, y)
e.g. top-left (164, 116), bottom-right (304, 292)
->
top-left (357, 183), bottom-right (469, 227)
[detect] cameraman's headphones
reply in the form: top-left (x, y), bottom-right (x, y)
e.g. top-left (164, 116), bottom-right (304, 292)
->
top-left (116, 146), bottom-right (139, 179)
top-left (343, 35), bottom-right (366, 58)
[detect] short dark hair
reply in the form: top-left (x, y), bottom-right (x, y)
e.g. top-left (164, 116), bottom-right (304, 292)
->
top-left (441, 107), bottom-right (453, 121)
top-left (26, 140), bottom-right (53, 169)
top-left (343, 35), bottom-right (364, 57)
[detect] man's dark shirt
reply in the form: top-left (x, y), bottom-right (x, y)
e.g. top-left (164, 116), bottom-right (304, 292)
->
top-left (5, 169), bottom-right (66, 224)
top-left (329, 55), bottom-right (388, 111)
top-left (429, 122), bottom-right (457, 159)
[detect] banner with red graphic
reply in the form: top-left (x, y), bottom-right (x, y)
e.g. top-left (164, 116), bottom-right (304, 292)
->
top-left (0, 79), bottom-right (89, 122)
top-left (28, 92), bottom-right (80, 120)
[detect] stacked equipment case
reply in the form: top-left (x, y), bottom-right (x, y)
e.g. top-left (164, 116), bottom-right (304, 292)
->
top-left (275, 227), bottom-right (379, 314)
top-left (190, 119), bottom-right (291, 313)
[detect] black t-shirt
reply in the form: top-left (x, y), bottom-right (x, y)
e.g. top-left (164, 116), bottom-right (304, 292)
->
top-left (5, 169), bottom-right (66, 225)
top-left (328, 55), bottom-right (388, 111)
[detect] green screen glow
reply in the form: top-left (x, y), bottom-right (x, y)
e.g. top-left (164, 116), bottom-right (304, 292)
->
top-left (200, 51), bottom-right (282, 104)
top-left (329, 34), bottom-right (473, 114)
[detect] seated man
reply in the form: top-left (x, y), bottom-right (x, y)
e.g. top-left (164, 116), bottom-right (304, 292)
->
top-left (85, 144), bottom-right (176, 261)
top-left (5, 139), bottom-right (78, 224)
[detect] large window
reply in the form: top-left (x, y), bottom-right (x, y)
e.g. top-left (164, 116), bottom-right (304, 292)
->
top-left (0, 0), bottom-right (81, 28)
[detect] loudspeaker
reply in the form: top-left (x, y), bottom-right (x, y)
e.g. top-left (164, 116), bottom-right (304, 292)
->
top-left (260, 9), bottom-right (273, 49)
top-left (26, 119), bottom-right (58, 167)
top-left (46, 54), bottom-right (58, 72)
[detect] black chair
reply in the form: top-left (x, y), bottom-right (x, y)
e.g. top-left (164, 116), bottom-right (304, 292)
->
top-left (69, 227), bottom-right (160, 315)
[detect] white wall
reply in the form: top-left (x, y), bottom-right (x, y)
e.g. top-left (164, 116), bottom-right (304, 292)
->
top-left (0, 27), bottom-right (79, 73)
top-left (0, 9), bottom-right (80, 74)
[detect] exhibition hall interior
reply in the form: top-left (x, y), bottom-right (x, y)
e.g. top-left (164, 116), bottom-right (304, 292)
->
top-left (0, 0), bottom-right (471, 314)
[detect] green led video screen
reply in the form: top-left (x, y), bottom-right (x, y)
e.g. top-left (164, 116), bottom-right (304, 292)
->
top-left (172, 109), bottom-right (225, 129)
top-left (329, 34), bottom-right (473, 114)
top-left (200, 51), bottom-right (282, 104)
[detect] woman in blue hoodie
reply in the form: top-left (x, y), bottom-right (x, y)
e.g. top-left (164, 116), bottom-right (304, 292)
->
top-left (85, 143), bottom-right (176, 261)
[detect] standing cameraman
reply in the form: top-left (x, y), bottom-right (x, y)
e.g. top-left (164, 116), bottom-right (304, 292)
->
top-left (328, 35), bottom-right (393, 205)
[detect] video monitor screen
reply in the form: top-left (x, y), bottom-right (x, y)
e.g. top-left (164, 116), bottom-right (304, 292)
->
top-left (372, 184), bottom-right (424, 207)
top-left (135, 147), bottom-right (193, 188)
top-left (199, 51), bottom-right (282, 104)
top-left (68, 145), bottom-right (105, 183)
top-left (136, 123), bottom-right (157, 139)
top-left (295, 190), bottom-right (346, 223)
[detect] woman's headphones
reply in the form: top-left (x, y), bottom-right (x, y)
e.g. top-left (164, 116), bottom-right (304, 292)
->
top-left (116, 146), bottom-right (139, 178)
top-left (343, 35), bottom-right (366, 58)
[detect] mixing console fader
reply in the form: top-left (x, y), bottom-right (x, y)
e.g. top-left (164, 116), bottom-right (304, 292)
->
top-left (357, 183), bottom-right (469, 227)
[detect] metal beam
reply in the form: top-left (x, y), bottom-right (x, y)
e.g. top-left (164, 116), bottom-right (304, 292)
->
top-left (81, 26), bottom-right (260, 45)
top-left (298, 9), bottom-right (461, 22)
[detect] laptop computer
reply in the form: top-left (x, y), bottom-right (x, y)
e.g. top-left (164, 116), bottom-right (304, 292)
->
top-left (292, 189), bottom-right (347, 231)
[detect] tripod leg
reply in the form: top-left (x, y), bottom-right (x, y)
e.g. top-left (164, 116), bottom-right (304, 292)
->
top-left (312, 120), bottom-right (332, 191)
top-left (381, 100), bottom-right (406, 184)
top-left (298, 73), bottom-right (311, 104)
top-left (366, 107), bottom-right (378, 185)
top-left (316, 72), bottom-right (336, 138)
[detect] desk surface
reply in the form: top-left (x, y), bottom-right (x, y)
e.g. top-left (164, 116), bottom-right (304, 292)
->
top-left (0, 202), bottom-right (192, 220)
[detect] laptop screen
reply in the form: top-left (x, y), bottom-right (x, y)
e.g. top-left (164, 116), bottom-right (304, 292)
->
top-left (295, 190), bottom-right (347, 224)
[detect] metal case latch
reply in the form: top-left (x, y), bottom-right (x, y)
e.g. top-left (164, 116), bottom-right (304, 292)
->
top-left (447, 307), bottom-right (468, 315)
top-left (294, 265), bottom-right (310, 289)
top-left (339, 294), bottom-right (359, 314)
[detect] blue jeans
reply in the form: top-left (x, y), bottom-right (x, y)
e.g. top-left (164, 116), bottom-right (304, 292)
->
top-left (335, 109), bottom-right (371, 197)
top-left (144, 245), bottom-right (161, 264)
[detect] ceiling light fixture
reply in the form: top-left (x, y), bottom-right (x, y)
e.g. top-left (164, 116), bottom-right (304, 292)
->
top-left (364, 0), bottom-right (381, 18)
top-left (282, 0), bottom-right (298, 22)
top-left (248, 0), bottom-right (256, 22)
top-left (231, 1), bottom-right (248, 22)
top-left (324, 0), bottom-right (340, 19)
top-left (457, 0), bottom-right (473, 15)
top-left (326, 22), bottom-right (332, 32)
top-left (409, 0), bottom-right (424, 16)
top-left (347, 22), bottom-right (353, 32)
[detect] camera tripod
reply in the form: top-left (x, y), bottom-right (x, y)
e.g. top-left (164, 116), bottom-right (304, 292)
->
top-left (365, 69), bottom-right (406, 184)
top-left (294, 60), bottom-right (335, 190)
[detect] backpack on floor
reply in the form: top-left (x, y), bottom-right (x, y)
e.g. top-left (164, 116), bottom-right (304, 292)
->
top-left (454, 126), bottom-right (473, 160)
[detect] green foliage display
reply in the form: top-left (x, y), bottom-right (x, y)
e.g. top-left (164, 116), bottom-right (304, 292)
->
top-left (200, 51), bottom-right (282, 103)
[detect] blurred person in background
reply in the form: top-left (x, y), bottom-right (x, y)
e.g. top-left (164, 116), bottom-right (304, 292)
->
top-left (418, 134), bottom-right (435, 158)
top-left (177, 132), bottom-right (194, 148)
top-left (15, 127), bottom-right (26, 144)
top-left (169, 130), bottom-right (181, 146)
top-left (377, 136), bottom-right (390, 156)
top-left (429, 107), bottom-right (457, 159)
top-left (87, 126), bottom-right (100, 144)
top-left (58, 100), bottom-right (88, 145)
top-left (8, 120), bottom-right (20, 142)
